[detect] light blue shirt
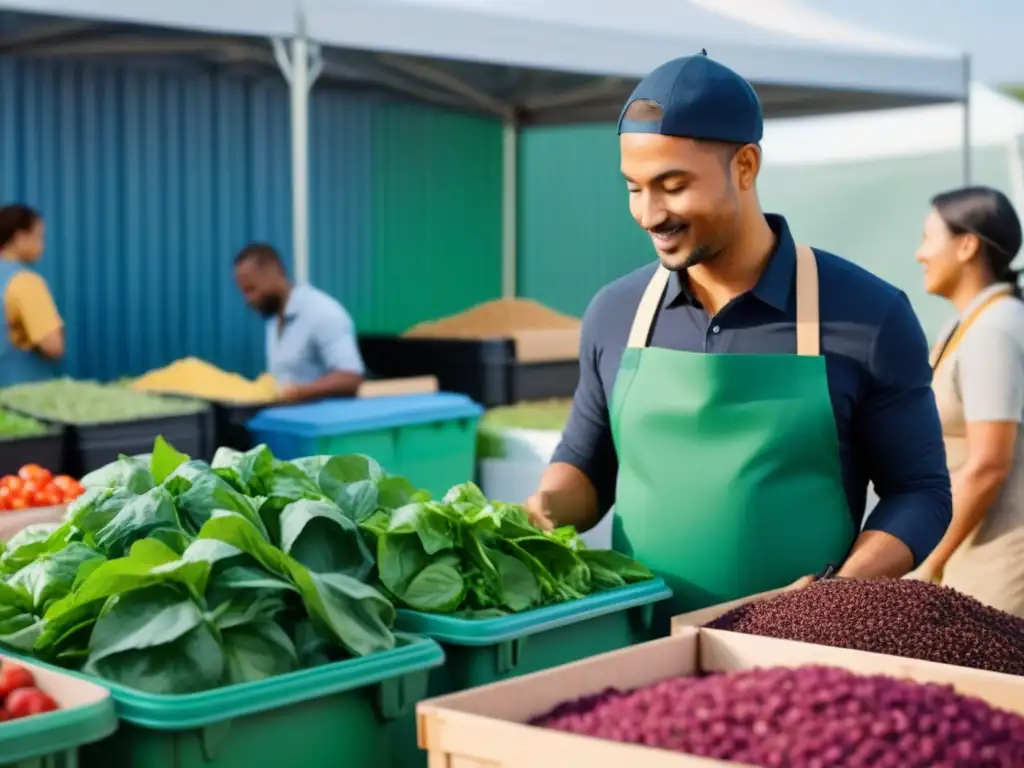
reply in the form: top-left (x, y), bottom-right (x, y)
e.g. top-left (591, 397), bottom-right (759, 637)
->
top-left (266, 284), bottom-right (365, 385)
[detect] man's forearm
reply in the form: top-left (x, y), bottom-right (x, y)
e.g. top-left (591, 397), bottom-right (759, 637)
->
top-left (287, 370), bottom-right (364, 403)
top-left (837, 530), bottom-right (914, 579)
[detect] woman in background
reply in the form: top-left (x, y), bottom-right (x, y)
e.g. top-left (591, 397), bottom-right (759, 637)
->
top-left (908, 186), bottom-right (1024, 615)
top-left (0, 204), bottom-right (63, 385)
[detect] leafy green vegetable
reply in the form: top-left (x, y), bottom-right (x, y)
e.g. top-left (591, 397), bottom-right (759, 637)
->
top-left (371, 482), bottom-right (652, 616)
top-left (0, 435), bottom-right (651, 696)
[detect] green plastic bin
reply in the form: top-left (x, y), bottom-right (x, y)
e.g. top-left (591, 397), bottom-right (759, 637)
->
top-left (247, 394), bottom-right (482, 499)
top-left (6, 636), bottom-right (443, 768)
top-left (393, 579), bottom-right (672, 765)
top-left (0, 655), bottom-right (117, 768)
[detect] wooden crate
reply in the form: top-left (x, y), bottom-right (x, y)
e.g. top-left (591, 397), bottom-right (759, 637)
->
top-left (670, 588), bottom-right (785, 633)
top-left (416, 627), bottom-right (1024, 767)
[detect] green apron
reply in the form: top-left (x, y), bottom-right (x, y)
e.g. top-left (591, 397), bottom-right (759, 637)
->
top-left (609, 244), bottom-right (855, 616)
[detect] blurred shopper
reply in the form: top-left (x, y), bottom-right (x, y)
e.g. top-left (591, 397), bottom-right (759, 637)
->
top-left (907, 186), bottom-right (1024, 615)
top-left (524, 52), bottom-right (951, 618)
top-left (0, 204), bottom-right (63, 386)
top-left (233, 242), bottom-right (364, 403)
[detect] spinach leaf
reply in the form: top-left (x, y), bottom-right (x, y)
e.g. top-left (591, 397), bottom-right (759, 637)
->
top-left (279, 499), bottom-right (374, 580)
top-left (198, 513), bottom-right (395, 657)
top-left (93, 486), bottom-right (189, 558)
top-left (150, 435), bottom-right (190, 484)
top-left (211, 444), bottom-right (275, 494)
top-left (0, 523), bottom-right (66, 575)
top-left (7, 542), bottom-right (105, 615)
top-left (83, 585), bottom-right (224, 694)
top-left (81, 455), bottom-right (154, 494)
top-left (221, 620), bottom-right (297, 685)
top-left (163, 461), bottom-right (267, 538)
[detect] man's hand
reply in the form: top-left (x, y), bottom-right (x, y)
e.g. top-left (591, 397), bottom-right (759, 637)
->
top-left (277, 384), bottom-right (302, 404)
top-left (785, 575), bottom-right (815, 591)
top-left (523, 491), bottom-right (555, 531)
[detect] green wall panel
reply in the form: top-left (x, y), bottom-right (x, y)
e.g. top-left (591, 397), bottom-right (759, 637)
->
top-left (517, 124), bottom-right (651, 317)
top-left (366, 99), bottom-right (503, 333)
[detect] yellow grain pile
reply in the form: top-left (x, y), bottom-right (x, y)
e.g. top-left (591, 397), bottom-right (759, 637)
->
top-left (132, 358), bottom-right (279, 404)
top-left (404, 298), bottom-right (580, 339)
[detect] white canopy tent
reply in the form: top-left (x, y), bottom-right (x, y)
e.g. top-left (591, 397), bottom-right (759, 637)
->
top-left (0, 0), bottom-right (970, 291)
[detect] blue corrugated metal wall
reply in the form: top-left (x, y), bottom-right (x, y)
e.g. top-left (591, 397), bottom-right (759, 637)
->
top-left (0, 56), bottom-right (380, 381)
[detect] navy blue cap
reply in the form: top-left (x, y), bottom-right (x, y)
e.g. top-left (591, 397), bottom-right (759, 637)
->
top-left (618, 51), bottom-right (763, 144)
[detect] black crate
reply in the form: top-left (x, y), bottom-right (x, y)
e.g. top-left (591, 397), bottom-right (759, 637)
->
top-left (65, 409), bottom-right (211, 476)
top-left (0, 430), bottom-right (67, 476)
top-left (359, 335), bottom-right (580, 408)
top-left (208, 401), bottom-right (267, 455)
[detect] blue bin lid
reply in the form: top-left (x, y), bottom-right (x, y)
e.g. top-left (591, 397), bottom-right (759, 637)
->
top-left (246, 392), bottom-right (482, 438)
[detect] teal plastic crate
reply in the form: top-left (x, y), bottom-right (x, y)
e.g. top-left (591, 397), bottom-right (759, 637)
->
top-left (393, 580), bottom-right (672, 765)
top-left (5, 636), bottom-right (443, 768)
top-left (247, 394), bottom-right (482, 499)
top-left (0, 655), bottom-right (117, 768)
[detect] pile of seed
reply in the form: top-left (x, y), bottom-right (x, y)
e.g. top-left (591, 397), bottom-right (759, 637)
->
top-left (403, 298), bottom-right (580, 339)
top-left (533, 666), bottom-right (1024, 767)
top-left (707, 578), bottom-right (1024, 676)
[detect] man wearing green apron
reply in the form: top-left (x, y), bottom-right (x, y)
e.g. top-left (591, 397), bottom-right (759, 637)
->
top-left (527, 53), bottom-right (952, 616)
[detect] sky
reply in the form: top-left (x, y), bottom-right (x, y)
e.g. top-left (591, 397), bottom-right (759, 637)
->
top-left (807, 0), bottom-right (1024, 84)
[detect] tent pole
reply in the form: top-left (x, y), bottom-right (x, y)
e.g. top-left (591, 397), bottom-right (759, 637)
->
top-left (962, 53), bottom-right (972, 185)
top-left (501, 116), bottom-right (518, 299)
top-left (273, 5), bottom-right (323, 285)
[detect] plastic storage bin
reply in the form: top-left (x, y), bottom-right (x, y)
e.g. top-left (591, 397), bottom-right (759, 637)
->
top-left (7, 636), bottom-right (443, 768)
top-left (392, 579), bottom-right (671, 765)
top-left (0, 655), bottom-right (117, 767)
top-left (0, 429), bottom-right (65, 476)
top-left (359, 335), bottom-right (579, 408)
top-left (247, 394), bottom-right (482, 499)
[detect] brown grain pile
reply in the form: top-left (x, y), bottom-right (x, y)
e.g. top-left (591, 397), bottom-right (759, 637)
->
top-left (403, 298), bottom-right (580, 339)
top-left (707, 578), bottom-right (1024, 676)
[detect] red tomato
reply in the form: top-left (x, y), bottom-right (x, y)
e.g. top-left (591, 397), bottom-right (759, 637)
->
top-left (51, 475), bottom-right (76, 491)
top-left (5, 687), bottom-right (57, 719)
top-left (0, 663), bottom-right (35, 699)
top-left (18, 464), bottom-right (51, 485)
top-left (0, 476), bottom-right (22, 494)
top-left (0, 497), bottom-right (9, 512)
top-left (9, 497), bottom-right (28, 511)
top-left (35, 490), bottom-right (61, 508)
top-left (20, 480), bottom-right (39, 497)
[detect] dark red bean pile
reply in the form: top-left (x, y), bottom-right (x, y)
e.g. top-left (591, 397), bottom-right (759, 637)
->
top-left (533, 665), bottom-right (1024, 767)
top-left (707, 578), bottom-right (1024, 676)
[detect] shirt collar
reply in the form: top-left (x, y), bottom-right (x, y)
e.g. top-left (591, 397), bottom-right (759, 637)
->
top-left (281, 284), bottom-right (303, 321)
top-left (960, 282), bottom-right (1015, 319)
top-left (664, 213), bottom-right (796, 313)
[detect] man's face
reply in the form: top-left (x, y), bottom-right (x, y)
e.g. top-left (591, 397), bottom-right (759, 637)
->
top-left (620, 134), bottom-right (741, 271)
top-left (234, 259), bottom-right (283, 318)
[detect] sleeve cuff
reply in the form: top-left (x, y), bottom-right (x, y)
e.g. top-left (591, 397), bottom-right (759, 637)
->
top-left (863, 494), bottom-right (951, 567)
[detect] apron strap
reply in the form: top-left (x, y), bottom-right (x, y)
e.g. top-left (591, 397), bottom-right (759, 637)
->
top-left (794, 244), bottom-right (819, 357)
top-left (625, 244), bottom-right (821, 356)
top-left (931, 287), bottom-right (1014, 370)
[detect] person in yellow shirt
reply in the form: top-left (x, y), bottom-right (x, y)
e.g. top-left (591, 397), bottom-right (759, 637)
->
top-left (0, 205), bottom-right (63, 385)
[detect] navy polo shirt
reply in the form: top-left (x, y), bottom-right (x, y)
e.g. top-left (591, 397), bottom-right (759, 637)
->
top-left (553, 214), bottom-right (952, 566)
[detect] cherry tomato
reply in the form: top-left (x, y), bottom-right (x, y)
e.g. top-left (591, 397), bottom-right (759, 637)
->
top-left (5, 687), bottom-right (57, 719)
top-left (9, 497), bottom-right (28, 511)
top-left (18, 464), bottom-right (51, 485)
top-left (37, 490), bottom-right (61, 508)
top-left (0, 497), bottom-right (9, 512)
top-left (0, 663), bottom-right (35, 699)
top-left (0, 476), bottom-right (22, 494)
top-left (52, 475), bottom-right (76, 491)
